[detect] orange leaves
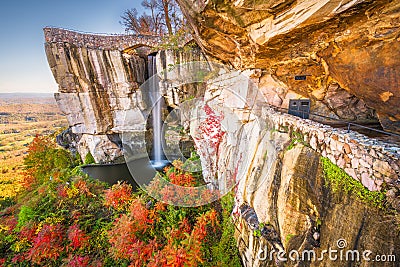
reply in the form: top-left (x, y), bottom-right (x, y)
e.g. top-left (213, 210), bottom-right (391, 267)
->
top-left (164, 161), bottom-right (196, 187)
top-left (108, 213), bottom-right (158, 263)
top-left (103, 182), bottom-right (133, 210)
top-left (129, 198), bottom-right (151, 230)
top-left (108, 214), bottom-right (138, 259)
top-left (23, 134), bottom-right (75, 188)
top-left (169, 172), bottom-right (195, 187)
top-left (26, 223), bottom-right (65, 264)
top-left (108, 198), bottom-right (156, 262)
top-left (67, 224), bottom-right (89, 251)
top-left (106, 187), bottom-right (221, 267)
top-left (74, 180), bottom-right (93, 197)
top-left (26, 134), bottom-right (56, 154)
top-left (146, 161), bottom-right (221, 206)
top-left (169, 218), bottom-right (192, 241)
top-left (165, 246), bottom-right (191, 267)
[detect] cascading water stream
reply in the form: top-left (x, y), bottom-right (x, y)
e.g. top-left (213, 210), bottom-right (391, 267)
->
top-left (148, 55), bottom-right (165, 168)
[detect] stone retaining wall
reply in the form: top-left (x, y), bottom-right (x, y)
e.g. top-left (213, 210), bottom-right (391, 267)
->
top-left (263, 106), bottom-right (400, 191)
top-left (44, 27), bottom-right (162, 50)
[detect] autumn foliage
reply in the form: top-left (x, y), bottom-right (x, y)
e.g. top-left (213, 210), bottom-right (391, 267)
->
top-left (0, 134), bottom-right (241, 266)
top-left (22, 135), bottom-right (76, 188)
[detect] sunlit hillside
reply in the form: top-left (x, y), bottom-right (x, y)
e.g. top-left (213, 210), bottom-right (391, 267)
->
top-left (0, 93), bottom-right (67, 202)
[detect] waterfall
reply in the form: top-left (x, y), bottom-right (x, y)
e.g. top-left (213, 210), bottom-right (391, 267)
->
top-left (148, 55), bottom-right (163, 166)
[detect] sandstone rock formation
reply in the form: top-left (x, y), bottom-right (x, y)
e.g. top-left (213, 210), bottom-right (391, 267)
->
top-left (44, 21), bottom-right (400, 267)
top-left (44, 29), bottom-right (153, 162)
top-left (176, 0), bottom-right (400, 132)
top-left (45, 28), bottom-right (206, 162)
top-left (184, 68), bottom-right (400, 266)
top-left (235, 145), bottom-right (400, 267)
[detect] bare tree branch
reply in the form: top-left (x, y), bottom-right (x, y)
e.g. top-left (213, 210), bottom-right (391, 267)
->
top-left (120, 0), bottom-right (184, 36)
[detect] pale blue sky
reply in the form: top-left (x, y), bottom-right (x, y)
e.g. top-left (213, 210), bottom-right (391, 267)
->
top-left (0, 0), bottom-right (143, 93)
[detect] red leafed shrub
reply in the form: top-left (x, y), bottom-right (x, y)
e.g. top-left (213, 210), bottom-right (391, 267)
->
top-left (57, 184), bottom-right (68, 198)
top-left (19, 223), bottom-right (38, 243)
top-left (23, 135), bottom-right (75, 189)
top-left (20, 172), bottom-right (36, 190)
top-left (104, 182), bottom-right (132, 210)
top-left (170, 218), bottom-right (191, 240)
top-left (67, 224), bottom-right (89, 251)
top-left (164, 245), bottom-right (192, 267)
top-left (168, 172), bottom-right (195, 187)
top-left (108, 214), bottom-right (137, 259)
top-left (108, 214), bottom-right (155, 261)
top-left (74, 180), bottom-right (92, 197)
top-left (2, 216), bottom-right (17, 234)
top-left (129, 199), bottom-right (151, 229)
top-left (26, 223), bottom-right (65, 264)
top-left (192, 209), bottom-right (219, 241)
top-left (63, 255), bottom-right (90, 267)
top-left (147, 251), bottom-right (167, 267)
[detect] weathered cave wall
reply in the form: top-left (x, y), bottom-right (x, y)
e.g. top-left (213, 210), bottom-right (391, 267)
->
top-left (176, 0), bottom-right (400, 132)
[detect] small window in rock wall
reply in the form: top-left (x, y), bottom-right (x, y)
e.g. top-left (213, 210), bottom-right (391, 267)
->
top-left (288, 99), bottom-right (310, 119)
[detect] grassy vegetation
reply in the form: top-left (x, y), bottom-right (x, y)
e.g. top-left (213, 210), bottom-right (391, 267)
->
top-left (286, 130), bottom-right (308, 150)
top-left (320, 157), bottom-right (386, 209)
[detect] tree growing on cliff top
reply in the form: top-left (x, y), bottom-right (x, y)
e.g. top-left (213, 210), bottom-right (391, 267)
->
top-left (120, 0), bottom-right (184, 35)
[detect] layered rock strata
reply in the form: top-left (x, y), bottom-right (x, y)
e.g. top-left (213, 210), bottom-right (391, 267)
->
top-left (234, 145), bottom-right (400, 267)
top-left (45, 28), bottom-right (206, 162)
top-left (45, 39), bottom-right (148, 162)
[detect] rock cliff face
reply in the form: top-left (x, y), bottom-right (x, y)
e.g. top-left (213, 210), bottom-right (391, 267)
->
top-left (44, 18), bottom-right (400, 267)
top-left (45, 28), bottom-right (206, 162)
top-left (45, 41), bottom-right (148, 162)
top-left (235, 145), bottom-right (400, 267)
top-left (176, 0), bottom-right (400, 133)
top-left (181, 68), bottom-right (400, 266)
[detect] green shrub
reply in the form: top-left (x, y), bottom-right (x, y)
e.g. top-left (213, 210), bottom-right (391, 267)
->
top-left (210, 192), bottom-right (242, 267)
top-left (17, 205), bottom-right (36, 228)
top-left (320, 157), bottom-right (386, 209)
top-left (84, 151), bottom-right (96, 165)
top-left (287, 130), bottom-right (308, 150)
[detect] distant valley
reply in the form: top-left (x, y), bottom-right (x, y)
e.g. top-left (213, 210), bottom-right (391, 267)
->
top-left (0, 93), bottom-right (67, 201)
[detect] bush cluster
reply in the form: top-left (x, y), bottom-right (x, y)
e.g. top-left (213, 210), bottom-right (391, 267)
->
top-left (0, 135), bottom-right (241, 267)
